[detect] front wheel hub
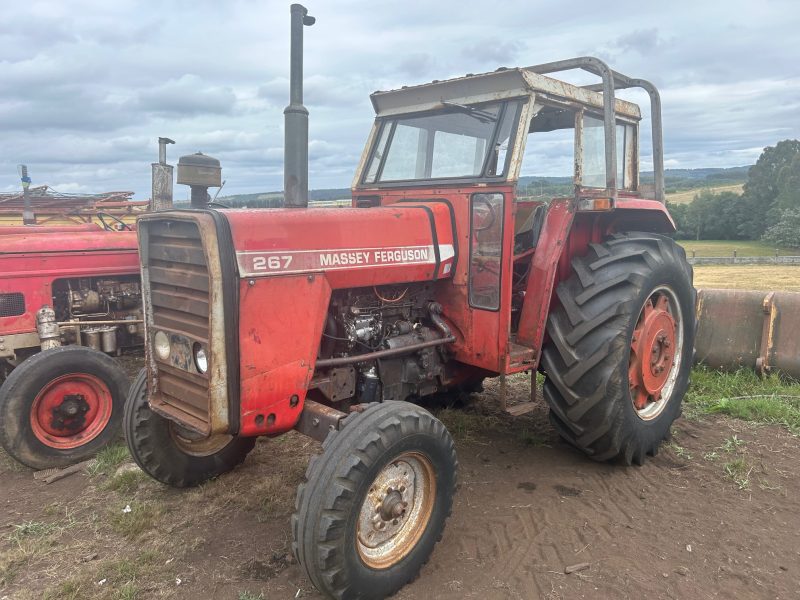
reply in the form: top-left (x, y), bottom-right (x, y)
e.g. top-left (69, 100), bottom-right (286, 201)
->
top-left (629, 288), bottom-right (683, 420)
top-left (356, 452), bottom-right (435, 569)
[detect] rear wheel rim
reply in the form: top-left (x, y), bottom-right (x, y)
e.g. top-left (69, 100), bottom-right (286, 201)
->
top-left (356, 452), bottom-right (436, 569)
top-left (30, 373), bottom-right (113, 449)
top-left (629, 286), bottom-right (684, 421)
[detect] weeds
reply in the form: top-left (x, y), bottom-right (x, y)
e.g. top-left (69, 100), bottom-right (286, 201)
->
top-left (89, 443), bottom-right (131, 475)
top-left (720, 435), bottom-right (746, 453)
top-left (684, 367), bottom-right (800, 433)
top-left (239, 593), bottom-right (265, 600)
top-left (723, 458), bottom-right (753, 490)
top-left (42, 580), bottom-right (85, 600)
top-left (108, 501), bottom-right (162, 539)
top-left (106, 468), bottom-right (147, 495)
top-left (668, 442), bottom-right (692, 460)
top-left (8, 520), bottom-right (59, 544)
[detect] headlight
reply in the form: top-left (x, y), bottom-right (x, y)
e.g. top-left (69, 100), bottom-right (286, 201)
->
top-left (154, 330), bottom-right (171, 360)
top-left (193, 343), bottom-right (208, 374)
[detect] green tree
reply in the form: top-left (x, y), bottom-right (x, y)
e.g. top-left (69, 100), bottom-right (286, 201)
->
top-left (773, 153), bottom-right (800, 212)
top-left (762, 208), bottom-right (800, 249)
top-left (741, 139), bottom-right (800, 237)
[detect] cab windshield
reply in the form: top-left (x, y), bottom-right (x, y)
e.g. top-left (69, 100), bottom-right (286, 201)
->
top-left (363, 100), bottom-right (521, 184)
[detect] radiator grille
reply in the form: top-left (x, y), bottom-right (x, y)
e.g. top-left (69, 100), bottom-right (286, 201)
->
top-left (145, 219), bottom-right (211, 428)
top-left (0, 293), bottom-right (25, 318)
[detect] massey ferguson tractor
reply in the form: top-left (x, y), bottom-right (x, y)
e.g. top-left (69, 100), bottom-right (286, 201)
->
top-left (0, 139), bottom-right (206, 470)
top-left (0, 213), bottom-right (143, 469)
top-left (125, 5), bottom-right (695, 598)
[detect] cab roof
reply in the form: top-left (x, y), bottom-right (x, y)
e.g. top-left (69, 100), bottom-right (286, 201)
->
top-left (370, 66), bottom-right (642, 120)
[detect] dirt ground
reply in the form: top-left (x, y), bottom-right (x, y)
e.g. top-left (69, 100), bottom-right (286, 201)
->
top-left (1, 372), bottom-right (799, 600)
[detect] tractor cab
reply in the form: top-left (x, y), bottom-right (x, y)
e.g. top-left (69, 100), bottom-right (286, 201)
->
top-left (352, 59), bottom-right (674, 382)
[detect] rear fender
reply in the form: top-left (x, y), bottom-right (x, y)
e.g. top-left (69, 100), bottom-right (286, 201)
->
top-left (515, 198), bottom-right (676, 355)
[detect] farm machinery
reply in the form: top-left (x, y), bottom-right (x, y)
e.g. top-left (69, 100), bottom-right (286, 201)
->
top-left (0, 140), bottom-right (226, 469)
top-left (125, 5), bottom-right (695, 598)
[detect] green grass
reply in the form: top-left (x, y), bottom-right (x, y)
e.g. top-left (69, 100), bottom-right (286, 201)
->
top-left (105, 469), bottom-right (147, 495)
top-left (685, 367), bottom-right (800, 432)
top-left (88, 443), bottom-right (131, 475)
top-left (678, 240), bottom-right (797, 257)
top-left (723, 458), bottom-right (753, 490)
top-left (108, 501), bottom-right (162, 539)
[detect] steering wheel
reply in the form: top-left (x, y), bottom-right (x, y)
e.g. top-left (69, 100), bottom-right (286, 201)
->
top-left (97, 212), bottom-right (133, 231)
top-left (472, 198), bottom-right (497, 232)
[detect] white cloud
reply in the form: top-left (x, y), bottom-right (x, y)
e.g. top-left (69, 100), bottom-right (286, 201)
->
top-left (0, 0), bottom-right (797, 197)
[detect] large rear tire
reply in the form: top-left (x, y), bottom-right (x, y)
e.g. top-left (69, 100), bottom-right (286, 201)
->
top-left (293, 402), bottom-right (457, 600)
top-left (540, 232), bottom-right (695, 465)
top-left (0, 346), bottom-right (128, 470)
top-left (123, 368), bottom-right (255, 487)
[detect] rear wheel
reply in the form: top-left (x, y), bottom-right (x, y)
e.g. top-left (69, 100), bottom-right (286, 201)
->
top-left (0, 346), bottom-right (128, 470)
top-left (293, 401), bottom-right (457, 600)
top-left (540, 232), bottom-right (695, 465)
top-left (124, 368), bottom-right (255, 487)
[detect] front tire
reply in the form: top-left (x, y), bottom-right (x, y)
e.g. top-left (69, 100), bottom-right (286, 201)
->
top-left (540, 232), bottom-right (695, 465)
top-left (0, 346), bottom-right (128, 470)
top-left (124, 368), bottom-right (255, 487)
top-left (293, 402), bottom-right (457, 600)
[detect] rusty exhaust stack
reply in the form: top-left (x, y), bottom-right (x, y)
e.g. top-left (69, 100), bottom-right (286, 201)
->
top-left (283, 3), bottom-right (315, 208)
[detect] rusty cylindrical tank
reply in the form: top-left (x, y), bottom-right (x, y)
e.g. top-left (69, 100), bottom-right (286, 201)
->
top-left (695, 288), bottom-right (800, 378)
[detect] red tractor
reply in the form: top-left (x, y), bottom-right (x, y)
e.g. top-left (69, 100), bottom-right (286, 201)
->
top-left (0, 220), bottom-right (143, 469)
top-left (0, 141), bottom-right (190, 469)
top-left (126, 6), bottom-right (694, 598)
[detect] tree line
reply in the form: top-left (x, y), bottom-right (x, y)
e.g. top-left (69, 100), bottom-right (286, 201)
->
top-left (669, 139), bottom-right (800, 248)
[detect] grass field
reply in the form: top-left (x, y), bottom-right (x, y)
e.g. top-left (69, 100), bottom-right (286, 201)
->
top-left (666, 183), bottom-right (744, 204)
top-left (678, 239), bottom-right (798, 257)
top-left (693, 264), bottom-right (800, 291)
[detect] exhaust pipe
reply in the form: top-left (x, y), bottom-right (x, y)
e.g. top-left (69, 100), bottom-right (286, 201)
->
top-left (150, 137), bottom-right (175, 211)
top-left (283, 3), bottom-right (315, 208)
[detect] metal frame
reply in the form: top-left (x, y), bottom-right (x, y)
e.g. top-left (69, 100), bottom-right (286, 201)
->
top-left (525, 57), bottom-right (663, 202)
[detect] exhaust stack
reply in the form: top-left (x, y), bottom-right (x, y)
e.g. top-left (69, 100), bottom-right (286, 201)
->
top-left (283, 3), bottom-right (315, 208)
top-left (150, 137), bottom-right (175, 211)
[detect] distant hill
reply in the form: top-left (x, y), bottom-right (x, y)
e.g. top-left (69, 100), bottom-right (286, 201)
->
top-left (216, 166), bottom-right (751, 207)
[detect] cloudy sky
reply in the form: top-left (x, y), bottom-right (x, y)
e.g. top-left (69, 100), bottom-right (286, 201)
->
top-left (1, 0), bottom-right (798, 199)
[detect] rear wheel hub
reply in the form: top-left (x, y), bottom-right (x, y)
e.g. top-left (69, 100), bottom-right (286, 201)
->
top-left (30, 373), bottom-right (113, 449)
top-left (629, 289), bottom-right (682, 420)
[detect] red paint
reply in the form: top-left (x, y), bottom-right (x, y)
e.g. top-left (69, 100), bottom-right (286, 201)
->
top-left (237, 274), bottom-right (332, 436)
top-left (29, 373), bottom-right (113, 449)
top-left (629, 293), bottom-right (677, 409)
top-left (222, 184), bottom-right (676, 436)
top-left (0, 225), bottom-right (139, 337)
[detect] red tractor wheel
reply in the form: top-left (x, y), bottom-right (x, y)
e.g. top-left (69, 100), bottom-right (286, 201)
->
top-left (540, 232), bottom-right (695, 465)
top-left (0, 346), bottom-right (129, 470)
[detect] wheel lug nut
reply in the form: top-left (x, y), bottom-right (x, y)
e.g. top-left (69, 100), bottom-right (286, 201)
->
top-left (392, 519), bottom-right (398, 525)
top-left (399, 486), bottom-right (405, 493)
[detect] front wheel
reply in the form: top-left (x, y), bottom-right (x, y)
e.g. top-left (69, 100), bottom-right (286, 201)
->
top-left (292, 401), bottom-right (457, 600)
top-left (0, 346), bottom-right (128, 470)
top-left (123, 368), bottom-right (255, 487)
top-left (540, 232), bottom-right (695, 465)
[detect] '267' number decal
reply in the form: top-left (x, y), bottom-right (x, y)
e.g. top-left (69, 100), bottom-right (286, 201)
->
top-left (252, 255), bottom-right (293, 271)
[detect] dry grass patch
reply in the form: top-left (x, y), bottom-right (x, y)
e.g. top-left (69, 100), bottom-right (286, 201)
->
top-left (666, 184), bottom-right (744, 204)
top-left (693, 265), bottom-right (800, 291)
